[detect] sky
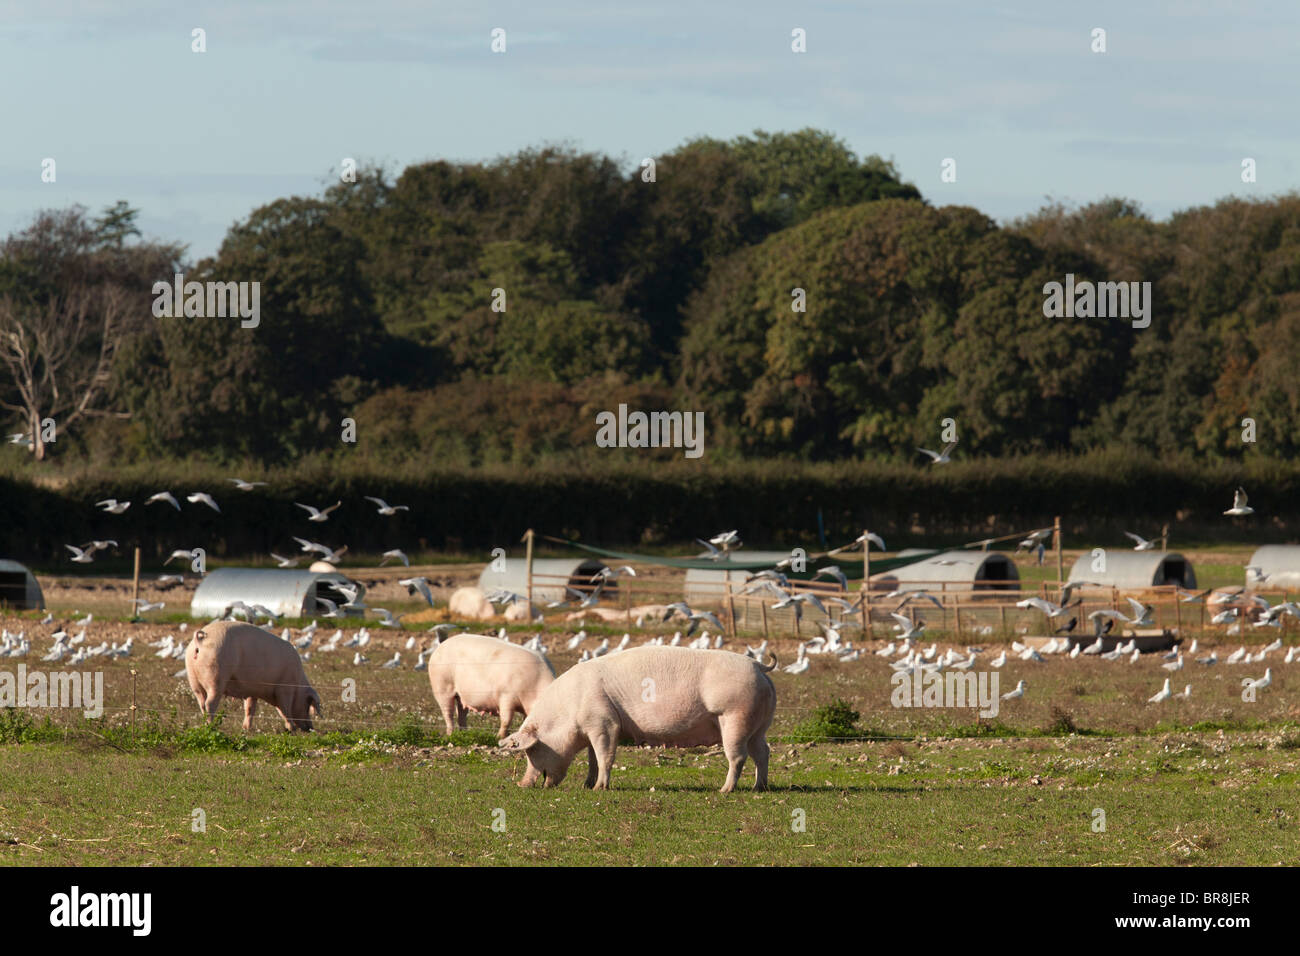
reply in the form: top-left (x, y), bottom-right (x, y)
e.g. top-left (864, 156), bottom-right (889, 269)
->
top-left (1, 0), bottom-right (1296, 261)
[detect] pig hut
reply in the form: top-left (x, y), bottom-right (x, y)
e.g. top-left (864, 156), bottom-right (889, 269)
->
top-left (191, 568), bottom-right (365, 619)
top-left (869, 550), bottom-right (1019, 600)
top-left (1244, 545), bottom-right (1300, 589)
top-left (478, 557), bottom-right (612, 607)
top-left (1066, 550), bottom-right (1196, 590)
top-left (0, 559), bottom-right (43, 610)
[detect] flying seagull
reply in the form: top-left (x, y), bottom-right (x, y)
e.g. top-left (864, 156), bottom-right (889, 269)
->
top-left (1124, 532), bottom-right (1157, 552)
top-left (1224, 487), bottom-right (1254, 516)
top-left (228, 478), bottom-right (266, 491)
top-left (917, 441), bottom-right (958, 464)
top-left (364, 496), bottom-right (409, 516)
top-left (95, 498), bottom-right (131, 514)
top-left (296, 501), bottom-right (342, 522)
top-left (186, 492), bottom-right (220, 512)
top-left (379, 549), bottom-right (410, 567)
top-left (64, 544), bottom-right (95, 563)
top-left (145, 491), bottom-right (181, 511)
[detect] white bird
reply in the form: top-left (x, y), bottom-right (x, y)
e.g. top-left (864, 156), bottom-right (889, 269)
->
top-left (1224, 487), bottom-right (1254, 516)
top-left (566, 630), bottom-right (588, 651)
top-left (1081, 635), bottom-right (1105, 655)
top-left (64, 544), bottom-right (95, 564)
top-left (157, 573), bottom-right (185, 587)
top-left (783, 654), bottom-right (810, 675)
top-left (1225, 646), bottom-right (1247, 664)
top-left (133, 599), bottom-right (165, 613)
top-left (296, 501), bottom-right (342, 522)
top-left (186, 492), bottom-right (220, 512)
top-left (989, 650), bottom-right (1007, 668)
top-left (399, 576), bottom-right (435, 608)
top-left (874, 642), bottom-right (896, 658)
top-left (1162, 654), bottom-right (1184, 672)
top-left (1129, 646), bottom-right (1141, 664)
top-left (591, 638), bottom-right (611, 658)
top-left (1173, 684), bottom-right (1192, 700)
top-left (1196, 651), bottom-right (1218, 665)
top-left (1262, 637), bottom-right (1283, 654)
top-left (379, 549), bottom-right (410, 567)
top-left (917, 441), bottom-right (958, 464)
top-left (95, 498), bottom-right (131, 514)
top-left (145, 491), bottom-right (181, 510)
top-left (353, 651), bottom-right (369, 665)
top-left (1124, 532), bottom-right (1157, 551)
top-left (270, 553), bottom-right (300, 568)
top-left (1245, 668), bottom-right (1272, 692)
top-left (228, 478), bottom-right (267, 491)
top-left (1148, 679), bottom-right (1172, 703)
top-left (1001, 679), bottom-right (1026, 700)
top-left (364, 496), bottom-right (409, 516)
top-left (381, 652), bottom-right (401, 669)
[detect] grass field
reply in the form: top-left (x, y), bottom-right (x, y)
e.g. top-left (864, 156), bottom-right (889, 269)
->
top-left (2, 730), bottom-right (1296, 865)
top-left (2, 543), bottom-right (1296, 866)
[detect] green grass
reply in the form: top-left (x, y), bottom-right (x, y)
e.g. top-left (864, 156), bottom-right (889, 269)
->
top-left (0, 731), bottom-right (1295, 865)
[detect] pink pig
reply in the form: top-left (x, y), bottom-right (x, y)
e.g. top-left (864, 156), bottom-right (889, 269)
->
top-left (501, 645), bottom-right (777, 792)
top-left (427, 633), bottom-right (556, 738)
top-left (186, 620), bottom-right (322, 732)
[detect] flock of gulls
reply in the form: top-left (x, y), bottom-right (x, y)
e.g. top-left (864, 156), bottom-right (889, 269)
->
top-left (64, 482), bottom-right (436, 628)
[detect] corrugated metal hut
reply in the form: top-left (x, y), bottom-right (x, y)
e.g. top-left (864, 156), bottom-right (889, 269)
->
top-left (870, 550), bottom-right (1019, 598)
top-left (191, 568), bottom-right (365, 619)
top-left (1066, 550), bottom-right (1196, 590)
top-left (478, 558), bottom-right (612, 607)
top-left (0, 559), bottom-right (43, 610)
top-left (1245, 545), bottom-right (1300, 589)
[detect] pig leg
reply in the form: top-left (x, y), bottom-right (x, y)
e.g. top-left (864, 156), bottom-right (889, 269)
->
top-left (588, 723), bottom-right (619, 790)
top-left (496, 699), bottom-right (516, 739)
top-left (719, 719), bottom-right (749, 794)
top-left (243, 697), bottom-right (257, 731)
top-left (433, 691), bottom-right (458, 736)
top-left (584, 744), bottom-right (598, 789)
top-left (456, 697), bottom-right (468, 730)
top-left (202, 688), bottom-right (221, 723)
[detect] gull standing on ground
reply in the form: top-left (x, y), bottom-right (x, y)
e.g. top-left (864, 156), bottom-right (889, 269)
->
top-left (1148, 678), bottom-right (1172, 703)
top-left (1001, 679), bottom-right (1026, 700)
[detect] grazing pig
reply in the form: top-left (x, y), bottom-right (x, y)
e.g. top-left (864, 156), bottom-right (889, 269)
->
top-left (186, 620), bottom-right (321, 732)
top-left (427, 633), bottom-right (555, 738)
top-left (501, 645), bottom-right (777, 793)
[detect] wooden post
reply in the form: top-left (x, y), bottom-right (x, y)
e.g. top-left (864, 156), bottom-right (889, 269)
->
top-left (130, 547), bottom-right (141, 617)
top-left (1054, 516), bottom-right (1063, 585)
top-left (761, 600), bottom-right (770, 642)
top-left (1161, 523), bottom-right (1169, 551)
top-left (522, 529), bottom-right (535, 609)
top-left (999, 604), bottom-right (1007, 635)
top-left (954, 603), bottom-right (962, 639)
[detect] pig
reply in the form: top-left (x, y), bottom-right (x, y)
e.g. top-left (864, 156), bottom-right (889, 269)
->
top-left (427, 633), bottom-right (556, 738)
top-left (501, 645), bottom-right (777, 793)
top-left (186, 620), bottom-right (322, 732)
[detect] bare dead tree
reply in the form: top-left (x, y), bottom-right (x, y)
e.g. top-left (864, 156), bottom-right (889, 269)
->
top-left (0, 284), bottom-right (131, 460)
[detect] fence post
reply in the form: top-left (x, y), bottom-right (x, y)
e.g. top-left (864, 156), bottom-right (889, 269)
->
top-left (522, 529), bottom-right (534, 611)
top-left (130, 668), bottom-right (138, 738)
top-left (1054, 516), bottom-right (1063, 586)
top-left (130, 547), bottom-right (141, 618)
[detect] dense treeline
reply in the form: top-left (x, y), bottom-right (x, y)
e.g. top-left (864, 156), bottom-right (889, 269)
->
top-left (2, 453), bottom-right (1298, 567)
top-left (2, 128), bottom-right (1299, 470)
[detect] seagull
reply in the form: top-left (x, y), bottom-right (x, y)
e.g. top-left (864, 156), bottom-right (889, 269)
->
top-left (1173, 684), bottom-right (1192, 700)
top-left (156, 574), bottom-right (185, 587)
top-left (1148, 678), bottom-right (1172, 703)
top-left (1016, 596), bottom-right (1071, 619)
top-left (1014, 528), bottom-right (1053, 552)
top-left (399, 577), bottom-right (435, 607)
top-left (186, 492), bottom-right (220, 512)
top-left (1224, 487), bottom-right (1254, 516)
top-left (132, 599), bottom-right (165, 613)
top-left (296, 501), bottom-right (342, 522)
top-left (1124, 532), bottom-right (1157, 551)
top-left (1162, 654), bottom-right (1184, 672)
top-left (917, 441), bottom-right (958, 464)
top-left (1081, 634), bottom-right (1105, 655)
top-left (228, 478), bottom-right (267, 491)
top-left (566, 630), bottom-right (588, 651)
top-left (414, 648), bottom-right (432, 671)
top-left (1225, 645), bottom-right (1247, 664)
top-left (593, 565), bottom-right (637, 583)
top-left (364, 496), bottom-right (409, 516)
top-left (897, 591), bottom-right (945, 611)
top-left (989, 650), bottom-right (1007, 668)
top-left (145, 491), bottom-right (181, 511)
top-left (64, 544), bottom-right (95, 563)
top-left (95, 499), bottom-right (131, 514)
top-left (372, 608), bottom-right (404, 628)
top-left (1196, 650), bottom-right (1218, 665)
top-left (164, 549), bottom-right (196, 566)
top-left (1001, 679), bottom-right (1026, 700)
top-left (813, 566), bottom-right (849, 589)
top-left (381, 652), bottom-right (402, 669)
top-left (379, 549), bottom-right (410, 567)
top-left (889, 612), bottom-right (926, 641)
top-left (429, 624), bottom-right (462, 642)
top-left (270, 553), bottom-right (300, 568)
top-left (353, 651), bottom-right (369, 665)
top-left (851, 531), bottom-right (887, 552)
top-left (1245, 668), bottom-right (1272, 692)
top-left (1177, 588), bottom-right (1212, 604)
top-left (783, 647), bottom-right (810, 675)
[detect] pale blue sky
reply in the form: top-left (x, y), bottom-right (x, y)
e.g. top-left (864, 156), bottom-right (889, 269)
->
top-left (2, 0), bottom-right (1295, 261)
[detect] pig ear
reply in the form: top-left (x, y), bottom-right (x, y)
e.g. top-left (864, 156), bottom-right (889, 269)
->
top-left (502, 726), bottom-right (538, 751)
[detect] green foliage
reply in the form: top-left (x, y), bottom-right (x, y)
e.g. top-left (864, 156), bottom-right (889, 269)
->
top-left (794, 699), bottom-right (864, 741)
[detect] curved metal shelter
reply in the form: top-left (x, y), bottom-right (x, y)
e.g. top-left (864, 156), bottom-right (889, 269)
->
top-left (191, 568), bottom-right (365, 619)
top-left (1245, 545), bottom-right (1300, 589)
top-left (0, 559), bottom-right (43, 610)
top-left (478, 557), bottom-right (611, 607)
top-left (871, 550), bottom-right (1019, 596)
top-left (1066, 550), bottom-right (1195, 590)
